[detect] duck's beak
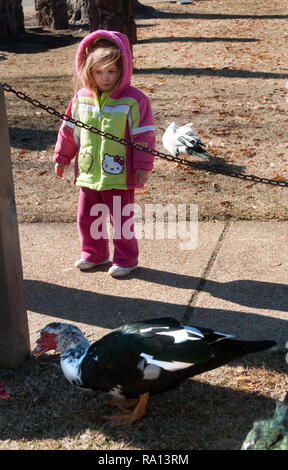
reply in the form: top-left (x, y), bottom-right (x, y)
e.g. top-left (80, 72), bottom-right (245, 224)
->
top-left (31, 332), bottom-right (58, 358)
top-left (31, 343), bottom-right (51, 358)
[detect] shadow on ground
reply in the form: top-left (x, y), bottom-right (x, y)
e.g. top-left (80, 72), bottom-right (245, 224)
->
top-left (9, 127), bottom-right (57, 150)
top-left (0, 29), bottom-right (82, 54)
top-left (24, 274), bottom-right (287, 347)
top-left (138, 6), bottom-right (288, 21)
top-left (134, 66), bottom-right (288, 80)
top-left (137, 36), bottom-right (260, 44)
top-left (0, 356), bottom-right (280, 450)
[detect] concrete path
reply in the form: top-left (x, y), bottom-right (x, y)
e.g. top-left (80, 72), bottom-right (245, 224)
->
top-left (18, 221), bottom-right (287, 349)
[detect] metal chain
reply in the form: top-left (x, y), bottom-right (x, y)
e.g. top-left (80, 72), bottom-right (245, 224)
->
top-left (1, 82), bottom-right (288, 188)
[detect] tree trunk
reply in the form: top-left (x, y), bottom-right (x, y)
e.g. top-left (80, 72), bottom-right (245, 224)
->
top-left (35, 0), bottom-right (69, 29)
top-left (67, 0), bottom-right (89, 24)
top-left (88, 0), bottom-right (136, 45)
top-left (0, 0), bottom-right (24, 39)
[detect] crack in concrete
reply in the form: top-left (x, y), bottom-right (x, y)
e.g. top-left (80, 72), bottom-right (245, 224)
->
top-left (183, 218), bottom-right (231, 325)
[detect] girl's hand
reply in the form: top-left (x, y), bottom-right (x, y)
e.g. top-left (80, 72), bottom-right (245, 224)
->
top-left (136, 169), bottom-right (149, 185)
top-left (55, 163), bottom-right (64, 178)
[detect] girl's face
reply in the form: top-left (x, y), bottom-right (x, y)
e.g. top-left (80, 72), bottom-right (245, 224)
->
top-left (93, 62), bottom-right (121, 93)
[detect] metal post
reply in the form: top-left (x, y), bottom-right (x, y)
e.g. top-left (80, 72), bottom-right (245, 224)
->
top-left (0, 85), bottom-right (30, 367)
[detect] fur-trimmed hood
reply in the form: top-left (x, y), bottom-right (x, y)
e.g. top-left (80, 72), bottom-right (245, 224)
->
top-left (75, 30), bottom-right (133, 94)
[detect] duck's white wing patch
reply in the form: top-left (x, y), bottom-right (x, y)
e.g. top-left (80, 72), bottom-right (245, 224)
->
top-left (213, 331), bottom-right (234, 342)
top-left (139, 326), bottom-right (170, 334)
top-left (184, 326), bottom-right (205, 337)
top-left (140, 353), bottom-right (194, 372)
top-left (157, 327), bottom-right (204, 344)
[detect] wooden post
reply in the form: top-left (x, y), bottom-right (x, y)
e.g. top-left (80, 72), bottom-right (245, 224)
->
top-left (0, 86), bottom-right (30, 368)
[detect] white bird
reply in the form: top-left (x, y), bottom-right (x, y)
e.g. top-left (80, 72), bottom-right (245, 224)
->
top-left (162, 122), bottom-right (212, 159)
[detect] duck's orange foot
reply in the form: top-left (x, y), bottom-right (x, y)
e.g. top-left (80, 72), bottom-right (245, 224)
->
top-left (105, 396), bottom-right (139, 410)
top-left (105, 392), bottom-right (149, 426)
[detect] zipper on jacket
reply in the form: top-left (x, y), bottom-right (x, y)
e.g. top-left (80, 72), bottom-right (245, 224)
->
top-left (95, 91), bottom-right (109, 118)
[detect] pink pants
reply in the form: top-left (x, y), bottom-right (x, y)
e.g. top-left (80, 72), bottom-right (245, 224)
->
top-left (77, 187), bottom-right (139, 267)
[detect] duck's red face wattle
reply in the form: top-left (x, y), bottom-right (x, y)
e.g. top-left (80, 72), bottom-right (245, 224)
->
top-left (32, 331), bottom-right (58, 357)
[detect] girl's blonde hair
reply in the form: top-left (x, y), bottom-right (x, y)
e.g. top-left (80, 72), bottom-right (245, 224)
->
top-left (79, 39), bottom-right (122, 92)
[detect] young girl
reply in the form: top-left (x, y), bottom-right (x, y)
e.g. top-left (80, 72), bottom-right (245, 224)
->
top-left (53, 30), bottom-right (156, 277)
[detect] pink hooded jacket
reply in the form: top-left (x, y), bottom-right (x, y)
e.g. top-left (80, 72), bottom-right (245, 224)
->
top-left (54, 30), bottom-right (156, 191)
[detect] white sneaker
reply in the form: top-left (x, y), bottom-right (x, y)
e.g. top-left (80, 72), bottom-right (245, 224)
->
top-left (108, 265), bottom-right (138, 277)
top-left (75, 258), bottom-right (109, 270)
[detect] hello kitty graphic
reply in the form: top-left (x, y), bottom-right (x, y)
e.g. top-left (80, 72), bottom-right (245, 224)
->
top-left (102, 154), bottom-right (125, 175)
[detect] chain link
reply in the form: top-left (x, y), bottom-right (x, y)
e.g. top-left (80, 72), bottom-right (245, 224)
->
top-left (1, 82), bottom-right (288, 187)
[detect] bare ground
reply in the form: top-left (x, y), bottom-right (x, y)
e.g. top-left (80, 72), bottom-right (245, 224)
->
top-left (0, 0), bottom-right (287, 451)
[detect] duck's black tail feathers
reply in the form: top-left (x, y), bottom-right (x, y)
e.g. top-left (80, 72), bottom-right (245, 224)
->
top-left (181, 339), bottom-right (276, 380)
top-left (215, 338), bottom-right (276, 362)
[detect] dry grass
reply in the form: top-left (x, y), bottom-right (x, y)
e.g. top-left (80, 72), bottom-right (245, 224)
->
top-left (0, 0), bottom-right (287, 450)
top-left (0, 349), bottom-right (287, 450)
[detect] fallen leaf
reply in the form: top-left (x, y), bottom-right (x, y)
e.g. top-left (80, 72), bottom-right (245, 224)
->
top-left (273, 176), bottom-right (287, 181)
top-left (17, 149), bottom-right (29, 159)
top-left (220, 201), bottom-right (232, 206)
